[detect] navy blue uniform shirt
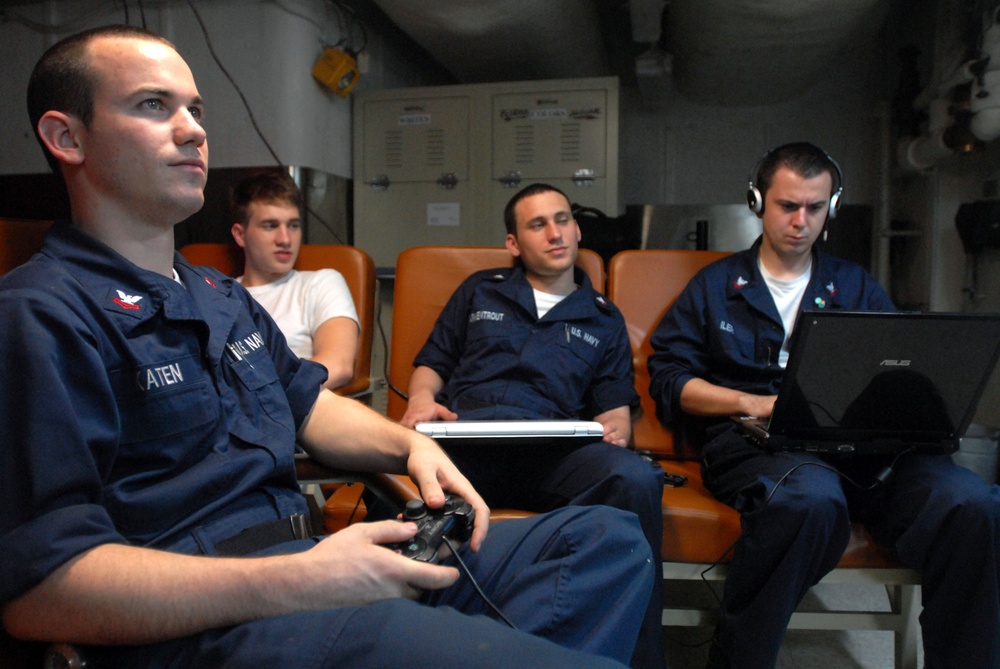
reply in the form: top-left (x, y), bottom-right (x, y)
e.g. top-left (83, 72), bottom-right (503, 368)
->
top-left (0, 222), bottom-right (327, 605)
top-left (648, 236), bottom-right (895, 426)
top-left (414, 264), bottom-right (638, 420)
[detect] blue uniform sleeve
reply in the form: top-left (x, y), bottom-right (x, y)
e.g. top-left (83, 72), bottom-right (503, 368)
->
top-left (587, 310), bottom-right (640, 416)
top-left (412, 273), bottom-right (481, 382)
top-left (647, 275), bottom-right (712, 426)
top-left (0, 287), bottom-right (127, 604)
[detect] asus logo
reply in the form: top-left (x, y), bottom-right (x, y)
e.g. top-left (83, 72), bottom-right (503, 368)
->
top-left (880, 359), bottom-right (911, 367)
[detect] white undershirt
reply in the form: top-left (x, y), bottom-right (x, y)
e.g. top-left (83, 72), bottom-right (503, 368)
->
top-left (238, 269), bottom-right (359, 358)
top-left (759, 257), bottom-right (811, 368)
top-left (534, 289), bottom-right (568, 319)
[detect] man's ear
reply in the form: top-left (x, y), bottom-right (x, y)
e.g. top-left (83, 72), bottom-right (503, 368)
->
top-left (230, 222), bottom-right (246, 248)
top-left (36, 111), bottom-right (84, 166)
top-left (505, 232), bottom-right (521, 258)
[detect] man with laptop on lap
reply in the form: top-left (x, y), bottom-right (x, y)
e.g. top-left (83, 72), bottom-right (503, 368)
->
top-left (400, 182), bottom-right (666, 669)
top-left (647, 142), bottom-right (1000, 669)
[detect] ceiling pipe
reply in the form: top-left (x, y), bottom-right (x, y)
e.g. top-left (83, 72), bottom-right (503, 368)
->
top-left (898, 10), bottom-right (1000, 171)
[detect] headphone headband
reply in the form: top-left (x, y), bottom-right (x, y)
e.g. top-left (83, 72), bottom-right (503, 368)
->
top-left (746, 145), bottom-right (844, 219)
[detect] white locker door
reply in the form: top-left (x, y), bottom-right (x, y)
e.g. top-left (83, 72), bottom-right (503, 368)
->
top-left (490, 86), bottom-right (614, 225)
top-left (354, 95), bottom-right (475, 268)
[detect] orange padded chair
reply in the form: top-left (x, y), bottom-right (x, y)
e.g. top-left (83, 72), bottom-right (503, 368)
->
top-left (0, 218), bottom-right (53, 275)
top-left (386, 245), bottom-right (605, 421)
top-left (322, 245), bottom-right (605, 531)
top-left (178, 243), bottom-right (376, 399)
top-left (607, 249), bottom-right (921, 669)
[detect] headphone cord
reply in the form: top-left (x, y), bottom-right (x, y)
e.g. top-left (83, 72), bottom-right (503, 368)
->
top-left (664, 448), bottom-right (917, 649)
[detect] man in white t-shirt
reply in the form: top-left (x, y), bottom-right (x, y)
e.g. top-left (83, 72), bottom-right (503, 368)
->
top-left (230, 171), bottom-right (359, 390)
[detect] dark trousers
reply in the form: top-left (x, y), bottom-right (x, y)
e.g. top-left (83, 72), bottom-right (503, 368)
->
top-left (81, 506), bottom-right (653, 669)
top-left (448, 440), bottom-right (668, 669)
top-left (701, 425), bottom-right (1000, 669)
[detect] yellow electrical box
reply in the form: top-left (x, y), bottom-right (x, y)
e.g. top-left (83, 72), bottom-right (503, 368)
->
top-left (312, 47), bottom-right (360, 97)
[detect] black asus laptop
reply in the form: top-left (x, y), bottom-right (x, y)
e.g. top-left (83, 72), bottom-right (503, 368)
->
top-left (734, 310), bottom-right (1000, 455)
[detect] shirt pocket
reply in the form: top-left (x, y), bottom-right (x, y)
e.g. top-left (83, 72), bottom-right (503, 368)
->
top-left (116, 380), bottom-right (218, 445)
top-left (709, 325), bottom-right (757, 368)
top-left (112, 354), bottom-right (218, 446)
top-left (557, 324), bottom-right (603, 371)
top-left (464, 315), bottom-right (518, 357)
top-left (225, 343), bottom-right (294, 431)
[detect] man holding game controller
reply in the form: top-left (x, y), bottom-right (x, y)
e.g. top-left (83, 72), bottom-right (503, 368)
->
top-left (0, 25), bottom-right (655, 669)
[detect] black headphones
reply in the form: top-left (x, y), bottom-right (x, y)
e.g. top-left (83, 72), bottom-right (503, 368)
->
top-left (746, 144), bottom-right (844, 219)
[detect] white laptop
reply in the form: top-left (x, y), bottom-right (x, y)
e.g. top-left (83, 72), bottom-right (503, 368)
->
top-left (415, 419), bottom-right (604, 447)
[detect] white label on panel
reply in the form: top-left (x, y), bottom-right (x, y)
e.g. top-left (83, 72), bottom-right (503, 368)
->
top-left (398, 114), bottom-right (432, 125)
top-left (529, 109), bottom-right (568, 120)
top-left (427, 202), bottom-right (461, 227)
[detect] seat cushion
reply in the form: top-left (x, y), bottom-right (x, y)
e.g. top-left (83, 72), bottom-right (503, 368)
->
top-left (659, 461), bottom-right (904, 568)
top-left (322, 465), bottom-right (905, 570)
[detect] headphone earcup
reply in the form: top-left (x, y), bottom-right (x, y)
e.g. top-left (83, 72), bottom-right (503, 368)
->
top-left (828, 188), bottom-right (842, 219)
top-left (747, 186), bottom-right (764, 214)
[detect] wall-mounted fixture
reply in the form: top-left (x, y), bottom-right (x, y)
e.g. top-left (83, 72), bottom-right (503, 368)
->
top-left (313, 47), bottom-right (360, 97)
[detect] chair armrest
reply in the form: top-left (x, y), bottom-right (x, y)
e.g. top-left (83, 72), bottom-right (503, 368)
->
top-left (293, 454), bottom-right (421, 510)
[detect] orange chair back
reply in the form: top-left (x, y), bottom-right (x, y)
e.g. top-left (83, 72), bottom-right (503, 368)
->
top-left (386, 246), bottom-right (605, 421)
top-left (607, 249), bottom-right (730, 459)
top-left (0, 218), bottom-right (54, 275)
top-left (178, 243), bottom-right (376, 397)
top-left (176, 242), bottom-right (243, 276)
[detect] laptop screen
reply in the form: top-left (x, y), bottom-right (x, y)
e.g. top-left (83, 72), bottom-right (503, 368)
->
top-left (769, 311), bottom-right (1000, 444)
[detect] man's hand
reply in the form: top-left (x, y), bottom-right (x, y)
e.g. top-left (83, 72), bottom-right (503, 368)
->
top-left (294, 521), bottom-right (461, 608)
top-left (400, 396), bottom-right (458, 428)
top-left (680, 377), bottom-right (777, 419)
top-left (404, 433), bottom-right (490, 551)
top-left (740, 393), bottom-right (777, 419)
top-left (401, 366), bottom-right (458, 428)
top-left (2, 522), bottom-right (461, 646)
top-left (595, 406), bottom-right (632, 447)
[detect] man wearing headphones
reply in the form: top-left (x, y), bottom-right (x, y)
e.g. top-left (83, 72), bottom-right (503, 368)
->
top-left (647, 142), bottom-right (1000, 668)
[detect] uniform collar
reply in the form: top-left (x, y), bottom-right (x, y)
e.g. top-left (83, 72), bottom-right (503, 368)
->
top-left (42, 221), bottom-right (239, 333)
top-left (724, 235), bottom-right (844, 309)
top-left (497, 264), bottom-right (608, 320)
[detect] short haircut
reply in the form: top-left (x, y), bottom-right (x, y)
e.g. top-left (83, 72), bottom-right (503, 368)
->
top-left (755, 142), bottom-right (841, 200)
top-left (502, 182), bottom-right (572, 235)
top-left (27, 24), bottom-right (175, 175)
top-left (230, 171), bottom-right (303, 226)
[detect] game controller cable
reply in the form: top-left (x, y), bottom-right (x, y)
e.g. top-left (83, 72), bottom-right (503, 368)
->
top-left (440, 535), bottom-right (518, 629)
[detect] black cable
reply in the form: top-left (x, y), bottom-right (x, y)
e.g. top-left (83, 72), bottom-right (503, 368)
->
top-left (184, 0), bottom-right (284, 166)
top-left (184, 1), bottom-right (347, 245)
top-left (695, 448), bottom-right (916, 610)
top-left (345, 484), bottom-right (364, 526)
top-left (441, 536), bottom-right (517, 629)
top-left (303, 202), bottom-right (346, 245)
top-left (376, 294), bottom-right (408, 401)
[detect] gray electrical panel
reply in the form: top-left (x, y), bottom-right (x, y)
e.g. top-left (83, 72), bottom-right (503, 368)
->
top-left (353, 77), bottom-right (619, 268)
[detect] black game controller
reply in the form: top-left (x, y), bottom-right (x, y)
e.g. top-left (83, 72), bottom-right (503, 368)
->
top-left (385, 495), bottom-right (475, 563)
